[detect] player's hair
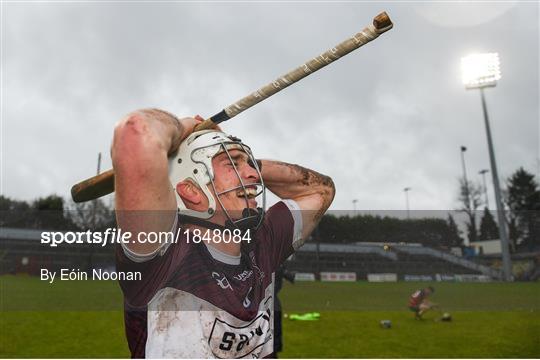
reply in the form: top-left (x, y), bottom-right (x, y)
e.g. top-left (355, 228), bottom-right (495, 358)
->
top-left (427, 286), bottom-right (435, 293)
top-left (139, 108), bottom-right (180, 122)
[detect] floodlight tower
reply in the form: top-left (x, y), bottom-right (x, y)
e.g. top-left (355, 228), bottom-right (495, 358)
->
top-left (403, 187), bottom-right (411, 219)
top-left (461, 53), bottom-right (512, 281)
top-left (479, 169), bottom-right (490, 208)
top-left (460, 146), bottom-right (471, 210)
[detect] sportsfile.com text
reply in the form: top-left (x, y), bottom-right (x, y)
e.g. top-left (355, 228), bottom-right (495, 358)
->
top-left (40, 228), bottom-right (252, 247)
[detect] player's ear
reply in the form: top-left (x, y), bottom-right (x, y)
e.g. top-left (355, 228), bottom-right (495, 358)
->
top-left (176, 181), bottom-right (203, 206)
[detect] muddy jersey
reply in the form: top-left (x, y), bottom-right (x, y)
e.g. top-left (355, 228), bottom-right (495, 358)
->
top-left (116, 201), bottom-right (303, 358)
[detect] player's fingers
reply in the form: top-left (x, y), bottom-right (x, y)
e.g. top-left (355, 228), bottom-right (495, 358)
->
top-left (194, 114), bottom-right (223, 131)
top-left (177, 116), bottom-right (205, 142)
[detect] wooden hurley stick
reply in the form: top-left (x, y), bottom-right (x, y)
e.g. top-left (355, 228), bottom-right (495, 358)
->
top-left (71, 12), bottom-right (393, 203)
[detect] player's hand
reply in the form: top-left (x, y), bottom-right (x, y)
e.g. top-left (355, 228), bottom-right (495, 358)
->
top-left (170, 115), bottom-right (223, 154)
top-left (194, 114), bottom-right (223, 132)
top-left (178, 115), bottom-right (204, 142)
top-left (179, 115), bottom-right (223, 141)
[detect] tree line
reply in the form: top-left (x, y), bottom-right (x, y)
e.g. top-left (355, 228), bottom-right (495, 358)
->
top-left (457, 166), bottom-right (539, 252)
top-left (317, 213), bottom-right (463, 248)
top-left (0, 196), bottom-right (114, 231)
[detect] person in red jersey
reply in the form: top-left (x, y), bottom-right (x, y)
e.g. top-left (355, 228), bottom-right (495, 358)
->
top-left (408, 286), bottom-right (437, 320)
top-left (111, 109), bottom-right (335, 358)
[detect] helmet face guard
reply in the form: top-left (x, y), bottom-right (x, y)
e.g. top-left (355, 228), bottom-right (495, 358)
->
top-left (168, 131), bottom-right (266, 231)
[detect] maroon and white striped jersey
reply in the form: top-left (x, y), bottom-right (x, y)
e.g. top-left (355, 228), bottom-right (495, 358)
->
top-left (116, 200), bottom-right (303, 358)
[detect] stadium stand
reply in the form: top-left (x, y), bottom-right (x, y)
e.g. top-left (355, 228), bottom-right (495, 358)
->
top-left (391, 244), bottom-right (500, 278)
top-left (287, 242), bottom-right (502, 280)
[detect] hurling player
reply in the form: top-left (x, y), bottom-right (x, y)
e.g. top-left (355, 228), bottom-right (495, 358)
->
top-left (112, 109), bottom-right (335, 358)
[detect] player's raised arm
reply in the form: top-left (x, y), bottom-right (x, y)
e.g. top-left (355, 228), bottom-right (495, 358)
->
top-left (111, 109), bottom-right (202, 255)
top-left (259, 160), bottom-right (335, 241)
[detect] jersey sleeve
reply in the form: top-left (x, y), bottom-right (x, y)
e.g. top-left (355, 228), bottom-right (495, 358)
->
top-left (255, 200), bottom-right (303, 272)
top-left (115, 215), bottom-right (189, 308)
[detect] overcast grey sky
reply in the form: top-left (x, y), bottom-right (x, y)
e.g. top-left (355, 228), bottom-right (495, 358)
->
top-left (2, 1), bottom-right (538, 212)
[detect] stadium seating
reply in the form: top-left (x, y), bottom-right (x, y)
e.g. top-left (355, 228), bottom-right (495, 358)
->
top-left (286, 242), bottom-right (485, 279)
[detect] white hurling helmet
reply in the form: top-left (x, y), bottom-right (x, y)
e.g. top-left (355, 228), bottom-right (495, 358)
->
top-left (168, 130), bottom-right (266, 230)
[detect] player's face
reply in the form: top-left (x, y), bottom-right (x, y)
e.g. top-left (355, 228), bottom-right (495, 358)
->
top-left (210, 149), bottom-right (260, 221)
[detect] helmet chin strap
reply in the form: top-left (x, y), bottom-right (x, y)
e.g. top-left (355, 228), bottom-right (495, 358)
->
top-left (178, 213), bottom-right (228, 231)
top-left (179, 208), bottom-right (262, 263)
top-left (224, 207), bottom-right (263, 231)
top-left (179, 207), bottom-right (263, 232)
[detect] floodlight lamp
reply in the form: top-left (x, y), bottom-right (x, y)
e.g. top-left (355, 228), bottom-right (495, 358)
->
top-left (461, 53), bottom-right (501, 89)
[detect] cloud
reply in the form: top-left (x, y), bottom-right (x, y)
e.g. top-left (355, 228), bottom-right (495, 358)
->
top-left (2, 2), bottom-right (538, 214)
top-left (414, 2), bottom-right (518, 28)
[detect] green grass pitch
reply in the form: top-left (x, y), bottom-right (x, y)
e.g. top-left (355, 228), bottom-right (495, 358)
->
top-left (1, 275), bottom-right (539, 358)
